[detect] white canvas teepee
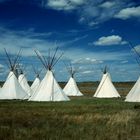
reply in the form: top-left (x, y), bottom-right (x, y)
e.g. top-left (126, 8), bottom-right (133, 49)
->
top-left (125, 76), bottom-right (140, 102)
top-left (93, 68), bottom-right (120, 98)
top-left (31, 77), bottom-right (41, 93)
top-left (29, 48), bottom-right (70, 102)
top-left (63, 77), bottom-right (83, 96)
top-left (63, 63), bottom-right (83, 96)
top-left (0, 49), bottom-right (29, 100)
top-left (125, 42), bottom-right (140, 102)
top-left (18, 73), bottom-right (32, 96)
top-left (31, 66), bottom-right (41, 93)
top-left (29, 70), bottom-right (70, 101)
top-left (0, 71), bottom-right (29, 99)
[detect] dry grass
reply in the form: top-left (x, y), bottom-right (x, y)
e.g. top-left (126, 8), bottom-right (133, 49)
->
top-left (0, 98), bottom-right (140, 140)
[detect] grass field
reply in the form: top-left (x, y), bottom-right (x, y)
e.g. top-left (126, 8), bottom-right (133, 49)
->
top-left (0, 82), bottom-right (140, 140)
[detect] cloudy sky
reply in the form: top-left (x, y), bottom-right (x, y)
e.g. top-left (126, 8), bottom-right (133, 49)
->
top-left (0, 0), bottom-right (140, 82)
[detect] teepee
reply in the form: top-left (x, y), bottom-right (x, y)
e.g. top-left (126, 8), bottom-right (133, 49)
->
top-left (63, 63), bottom-right (83, 96)
top-left (29, 48), bottom-right (70, 101)
top-left (125, 76), bottom-right (140, 102)
top-left (125, 43), bottom-right (140, 102)
top-left (18, 69), bottom-right (32, 96)
top-left (0, 49), bottom-right (29, 100)
top-left (31, 66), bottom-right (41, 93)
top-left (93, 66), bottom-right (120, 98)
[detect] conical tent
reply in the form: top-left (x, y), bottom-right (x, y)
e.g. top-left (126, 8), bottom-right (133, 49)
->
top-left (63, 77), bottom-right (83, 96)
top-left (29, 48), bottom-right (70, 101)
top-left (125, 76), bottom-right (140, 102)
top-left (0, 49), bottom-right (29, 100)
top-left (0, 71), bottom-right (29, 100)
top-left (93, 68), bottom-right (120, 98)
top-left (18, 74), bottom-right (32, 96)
top-left (31, 77), bottom-right (41, 93)
top-left (31, 66), bottom-right (41, 93)
top-left (63, 63), bottom-right (83, 96)
top-left (125, 43), bottom-right (140, 102)
top-left (29, 70), bottom-right (69, 101)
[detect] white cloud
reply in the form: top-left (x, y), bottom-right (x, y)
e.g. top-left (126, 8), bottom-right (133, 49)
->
top-left (41, 0), bottom-right (138, 26)
top-left (46, 0), bottom-right (86, 10)
top-left (114, 6), bottom-right (140, 20)
top-left (88, 21), bottom-right (98, 27)
top-left (100, 1), bottom-right (115, 8)
top-left (47, 0), bottom-right (73, 10)
top-left (70, 0), bottom-right (85, 5)
top-left (93, 35), bottom-right (127, 46)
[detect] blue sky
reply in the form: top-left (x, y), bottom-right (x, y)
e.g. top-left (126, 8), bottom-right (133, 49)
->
top-left (0, 0), bottom-right (140, 82)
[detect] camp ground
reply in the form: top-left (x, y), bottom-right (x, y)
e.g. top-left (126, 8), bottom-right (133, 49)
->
top-left (0, 1), bottom-right (140, 139)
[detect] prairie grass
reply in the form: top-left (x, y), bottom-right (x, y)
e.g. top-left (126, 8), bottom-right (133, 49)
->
top-left (0, 98), bottom-right (140, 140)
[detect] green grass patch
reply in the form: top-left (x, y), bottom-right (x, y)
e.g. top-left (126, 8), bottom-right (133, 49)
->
top-left (0, 97), bottom-right (140, 140)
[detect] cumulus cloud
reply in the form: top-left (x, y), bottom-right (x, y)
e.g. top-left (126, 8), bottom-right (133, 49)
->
top-left (88, 21), bottom-right (98, 27)
top-left (100, 1), bottom-right (115, 8)
top-left (46, 0), bottom-right (86, 10)
top-left (93, 35), bottom-right (127, 46)
top-left (0, 0), bottom-right (138, 26)
top-left (114, 6), bottom-right (140, 20)
top-left (42, 0), bottom-right (137, 26)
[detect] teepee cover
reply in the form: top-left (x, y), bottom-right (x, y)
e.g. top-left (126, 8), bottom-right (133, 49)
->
top-left (18, 74), bottom-right (32, 96)
top-left (125, 76), bottom-right (140, 102)
top-left (63, 77), bottom-right (83, 96)
top-left (29, 70), bottom-right (70, 101)
top-left (31, 77), bottom-right (41, 93)
top-left (94, 72), bottom-right (120, 98)
top-left (0, 71), bottom-right (29, 99)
